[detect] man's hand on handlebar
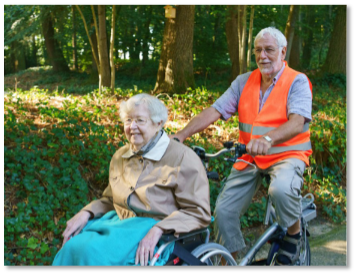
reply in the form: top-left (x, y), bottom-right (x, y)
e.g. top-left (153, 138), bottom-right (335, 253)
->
top-left (246, 137), bottom-right (272, 156)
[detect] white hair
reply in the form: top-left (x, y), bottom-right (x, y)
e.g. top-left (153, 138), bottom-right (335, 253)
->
top-left (119, 93), bottom-right (168, 126)
top-left (254, 27), bottom-right (287, 48)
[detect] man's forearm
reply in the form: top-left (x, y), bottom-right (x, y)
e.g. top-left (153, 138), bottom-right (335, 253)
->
top-left (266, 113), bottom-right (305, 146)
top-left (173, 107), bottom-right (221, 141)
top-left (247, 113), bottom-right (306, 156)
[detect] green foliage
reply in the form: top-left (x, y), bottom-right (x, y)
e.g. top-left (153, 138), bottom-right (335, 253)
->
top-left (4, 69), bottom-right (347, 265)
top-left (305, 76), bottom-right (347, 223)
top-left (4, 90), bottom-right (124, 265)
top-left (4, 5), bottom-right (338, 76)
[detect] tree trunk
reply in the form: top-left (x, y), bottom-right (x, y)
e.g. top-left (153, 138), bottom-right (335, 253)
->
top-left (110, 5), bottom-right (116, 93)
top-left (128, 6), bottom-right (140, 61)
top-left (90, 23), bottom-right (99, 75)
top-left (77, 5), bottom-right (99, 78)
top-left (289, 8), bottom-right (301, 69)
top-left (213, 7), bottom-right (222, 51)
top-left (238, 5), bottom-right (247, 74)
top-left (173, 5), bottom-right (195, 93)
top-left (225, 5), bottom-right (239, 83)
top-left (42, 12), bottom-right (69, 72)
top-left (301, 6), bottom-right (315, 69)
top-left (30, 35), bottom-right (38, 67)
top-left (72, 5), bottom-right (78, 71)
top-left (284, 5), bottom-right (299, 63)
top-left (98, 5), bottom-right (111, 87)
top-left (153, 5), bottom-right (195, 95)
top-left (142, 6), bottom-right (153, 66)
top-left (246, 5), bottom-right (255, 71)
top-left (153, 17), bottom-right (175, 93)
top-left (321, 5), bottom-right (346, 75)
top-left (12, 41), bottom-right (26, 72)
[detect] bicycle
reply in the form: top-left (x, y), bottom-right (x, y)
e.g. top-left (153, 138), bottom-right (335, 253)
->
top-left (191, 141), bottom-right (317, 266)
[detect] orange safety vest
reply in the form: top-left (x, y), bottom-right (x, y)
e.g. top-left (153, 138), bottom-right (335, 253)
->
top-left (233, 62), bottom-right (313, 171)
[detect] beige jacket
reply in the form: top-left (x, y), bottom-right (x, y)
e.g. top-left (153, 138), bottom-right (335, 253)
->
top-left (82, 132), bottom-right (211, 235)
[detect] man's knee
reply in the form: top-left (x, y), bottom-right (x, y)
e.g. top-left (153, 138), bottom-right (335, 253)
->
top-left (268, 177), bottom-right (289, 200)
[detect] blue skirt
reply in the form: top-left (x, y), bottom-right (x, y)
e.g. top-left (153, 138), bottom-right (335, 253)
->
top-left (52, 210), bottom-right (174, 266)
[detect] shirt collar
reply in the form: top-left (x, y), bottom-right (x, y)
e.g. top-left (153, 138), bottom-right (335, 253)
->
top-left (121, 131), bottom-right (170, 161)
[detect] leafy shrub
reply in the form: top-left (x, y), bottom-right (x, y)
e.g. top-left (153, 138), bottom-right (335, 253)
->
top-left (4, 72), bottom-right (347, 265)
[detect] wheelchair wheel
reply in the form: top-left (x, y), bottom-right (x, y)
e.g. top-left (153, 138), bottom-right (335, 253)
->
top-left (190, 243), bottom-right (237, 266)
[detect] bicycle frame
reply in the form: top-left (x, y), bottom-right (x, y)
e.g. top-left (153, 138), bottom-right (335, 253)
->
top-left (192, 142), bottom-right (317, 266)
top-left (238, 221), bottom-right (281, 266)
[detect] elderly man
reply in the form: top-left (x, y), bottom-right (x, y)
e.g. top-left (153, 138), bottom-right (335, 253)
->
top-left (171, 27), bottom-right (312, 265)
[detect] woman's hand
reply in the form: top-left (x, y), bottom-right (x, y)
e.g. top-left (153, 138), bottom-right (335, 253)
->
top-left (135, 226), bottom-right (163, 266)
top-left (61, 210), bottom-right (91, 247)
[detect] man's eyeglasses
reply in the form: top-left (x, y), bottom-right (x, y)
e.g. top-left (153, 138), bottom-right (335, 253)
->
top-left (124, 117), bottom-right (148, 126)
top-left (253, 46), bottom-right (282, 56)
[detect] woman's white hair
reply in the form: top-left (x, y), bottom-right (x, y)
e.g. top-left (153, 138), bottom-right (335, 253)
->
top-left (254, 27), bottom-right (287, 48)
top-left (119, 93), bottom-right (168, 126)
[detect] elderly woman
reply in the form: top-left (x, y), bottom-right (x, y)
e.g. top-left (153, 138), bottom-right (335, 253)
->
top-left (52, 93), bottom-right (211, 266)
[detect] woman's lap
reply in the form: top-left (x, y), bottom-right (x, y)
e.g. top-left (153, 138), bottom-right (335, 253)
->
top-left (53, 211), bottom-right (174, 266)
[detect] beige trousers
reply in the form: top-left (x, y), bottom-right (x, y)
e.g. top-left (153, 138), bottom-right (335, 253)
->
top-left (213, 158), bottom-right (306, 253)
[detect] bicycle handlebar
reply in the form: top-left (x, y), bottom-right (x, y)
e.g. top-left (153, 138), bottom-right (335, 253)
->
top-left (205, 143), bottom-right (247, 160)
top-left (192, 142), bottom-right (247, 162)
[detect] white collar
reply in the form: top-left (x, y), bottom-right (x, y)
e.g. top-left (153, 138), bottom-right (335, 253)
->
top-left (121, 132), bottom-right (170, 161)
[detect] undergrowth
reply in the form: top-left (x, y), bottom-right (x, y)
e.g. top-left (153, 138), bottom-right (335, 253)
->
top-left (4, 67), bottom-right (346, 265)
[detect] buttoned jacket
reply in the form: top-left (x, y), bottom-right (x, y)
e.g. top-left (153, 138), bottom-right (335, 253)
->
top-left (82, 132), bottom-right (211, 235)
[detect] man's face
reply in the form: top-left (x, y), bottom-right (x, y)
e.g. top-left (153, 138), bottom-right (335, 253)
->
top-left (254, 33), bottom-right (286, 78)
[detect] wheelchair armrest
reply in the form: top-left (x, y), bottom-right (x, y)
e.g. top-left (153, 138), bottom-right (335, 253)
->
top-left (160, 227), bottom-right (209, 243)
top-left (160, 233), bottom-right (178, 242)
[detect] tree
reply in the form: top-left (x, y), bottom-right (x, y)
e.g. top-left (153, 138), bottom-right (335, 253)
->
top-left (72, 5), bottom-right (78, 71)
top-left (321, 5), bottom-right (346, 75)
top-left (225, 5), bottom-right (239, 82)
top-left (246, 5), bottom-right (255, 71)
top-left (41, 8), bottom-right (70, 72)
top-left (76, 5), bottom-right (112, 90)
top-left (173, 5), bottom-right (195, 93)
top-left (141, 6), bottom-right (153, 66)
top-left (238, 5), bottom-right (247, 74)
top-left (289, 7), bottom-right (301, 69)
top-left (153, 5), bottom-right (195, 94)
top-left (301, 6), bottom-right (315, 69)
top-left (97, 5), bottom-right (111, 87)
top-left (284, 5), bottom-right (299, 63)
top-left (110, 5), bottom-right (116, 93)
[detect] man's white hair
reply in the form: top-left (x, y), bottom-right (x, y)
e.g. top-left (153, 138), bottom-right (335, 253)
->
top-left (254, 27), bottom-right (287, 48)
top-left (119, 93), bottom-right (168, 126)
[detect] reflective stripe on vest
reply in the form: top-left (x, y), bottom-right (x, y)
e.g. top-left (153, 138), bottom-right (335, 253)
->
top-left (239, 122), bottom-right (311, 153)
top-left (239, 122), bottom-right (310, 135)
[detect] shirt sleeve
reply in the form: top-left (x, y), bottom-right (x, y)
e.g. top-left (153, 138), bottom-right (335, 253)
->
top-left (212, 72), bottom-right (251, 120)
top-left (287, 74), bottom-right (313, 122)
top-left (155, 148), bottom-right (211, 236)
top-left (81, 185), bottom-right (115, 218)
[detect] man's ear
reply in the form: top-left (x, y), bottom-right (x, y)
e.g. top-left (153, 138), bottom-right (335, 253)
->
top-left (281, 46), bottom-right (287, 60)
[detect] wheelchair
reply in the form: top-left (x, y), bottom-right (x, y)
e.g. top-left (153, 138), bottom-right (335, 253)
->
top-left (150, 227), bottom-right (237, 266)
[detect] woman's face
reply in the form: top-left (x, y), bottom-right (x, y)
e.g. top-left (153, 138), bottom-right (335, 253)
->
top-left (123, 104), bottom-right (162, 151)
